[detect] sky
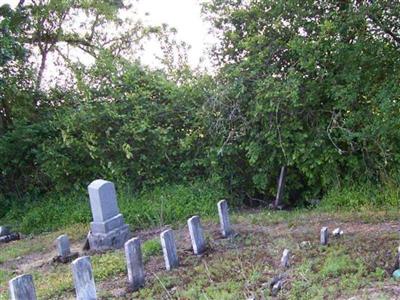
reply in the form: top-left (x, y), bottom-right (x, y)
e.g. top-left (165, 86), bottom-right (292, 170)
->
top-left (136, 0), bottom-right (213, 68)
top-left (1, 0), bottom-right (214, 70)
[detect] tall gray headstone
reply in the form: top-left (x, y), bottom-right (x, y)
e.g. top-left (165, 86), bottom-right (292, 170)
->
top-left (188, 216), bottom-right (206, 255)
top-left (124, 237), bottom-right (145, 291)
top-left (280, 249), bottom-right (290, 268)
top-left (320, 227), bottom-right (329, 245)
top-left (160, 229), bottom-right (179, 271)
top-left (71, 256), bottom-right (97, 300)
top-left (56, 234), bottom-right (71, 257)
top-left (9, 274), bottom-right (37, 300)
top-left (217, 200), bottom-right (232, 237)
top-left (87, 179), bottom-right (130, 250)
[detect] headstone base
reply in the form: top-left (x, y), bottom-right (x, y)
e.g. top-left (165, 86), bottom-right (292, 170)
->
top-left (88, 224), bottom-right (130, 251)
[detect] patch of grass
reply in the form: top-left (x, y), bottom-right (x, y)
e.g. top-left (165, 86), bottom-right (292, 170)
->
top-left (1, 179), bottom-right (227, 235)
top-left (0, 237), bottom-right (48, 264)
top-left (321, 181), bottom-right (400, 209)
top-left (0, 223), bottom-right (88, 264)
top-left (0, 269), bottom-right (11, 286)
top-left (92, 251), bottom-right (126, 281)
top-left (319, 251), bottom-right (357, 278)
top-left (142, 238), bottom-right (161, 262)
top-left (33, 265), bottom-right (74, 299)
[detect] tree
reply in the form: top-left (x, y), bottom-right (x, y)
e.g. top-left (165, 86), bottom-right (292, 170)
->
top-left (202, 0), bottom-right (400, 202)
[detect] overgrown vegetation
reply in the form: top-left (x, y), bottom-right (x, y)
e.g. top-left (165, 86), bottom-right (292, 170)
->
top-left (1, 0), bottom-right (400, 226)
top-left (2, 179), bottom-right (227, 234)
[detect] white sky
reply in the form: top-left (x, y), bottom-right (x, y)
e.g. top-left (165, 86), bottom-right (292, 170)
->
top-left (136, 0), bottom-right (213, 68)
top-left (1, 0), bottom-right (214, 70)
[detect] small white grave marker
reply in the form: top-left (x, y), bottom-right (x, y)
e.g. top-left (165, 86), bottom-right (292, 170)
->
top-left (280, 249), bottom-right (290, 268)
top-left (124, 237), bottom-right (145, 291)
top-left (320, 227), bottom-right (329, 245)
top-left (160, 229), bottom-right (179, 271)
top-left (56, 234), bottom-right (71, 257)
top-left (71, 256), bottom-right (97, 300)
top-left (188, 216), bottom-right (206, 255)
top-left (217, 200), bottom-right (232, 237)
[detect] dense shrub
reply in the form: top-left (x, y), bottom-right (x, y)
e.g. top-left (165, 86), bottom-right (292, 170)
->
top-left (202, 0), bottom-right (400, 202)
top-left (1, 1), bottom-right (400, 219)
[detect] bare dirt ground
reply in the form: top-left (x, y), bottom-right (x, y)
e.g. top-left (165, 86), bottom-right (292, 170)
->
top-left (1, 209), bottom-right (399, 299)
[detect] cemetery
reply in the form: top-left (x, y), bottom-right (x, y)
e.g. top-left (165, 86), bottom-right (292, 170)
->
top-left (1, 0), bottom-right (400, 299)
top-left (0, 179), bottom-right (399, 299)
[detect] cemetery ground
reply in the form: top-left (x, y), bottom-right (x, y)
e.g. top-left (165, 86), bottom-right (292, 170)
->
top-left (1, 208), bottom-right (399, 299)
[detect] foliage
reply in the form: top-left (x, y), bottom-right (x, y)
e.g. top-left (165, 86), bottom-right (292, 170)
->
top-left (1, 0), bottom-right (400, 213)
top-left (202, 0), bottom-right (400, 202)
top-left (0, 1), bottom-right (206, 206)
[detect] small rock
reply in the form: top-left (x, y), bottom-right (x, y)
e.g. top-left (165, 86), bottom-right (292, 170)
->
top-left (299, 241), bottom-right (312, 249)
top-left (307, 198), bottom-right (320, 206)
top-left (269, 273), bottom-right (285, 296)
top-left (271, 280), bottom-right (283, 296)
top-left (332, 227), bottom-right (344, 237)
top-left (0, 232), bottom-right (20, 244)
top-left (393, 269), bottom-right (400, 280)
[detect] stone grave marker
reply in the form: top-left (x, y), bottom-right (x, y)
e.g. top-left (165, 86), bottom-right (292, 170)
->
top-left (160, 229), bottom-right (179, 270)
top-left (124, 237), bottom-right (145, 291)
top-left (217, 200), bottom-right (232, 238)
top-left (57, 234), bottom-right (71, 257)
top-left (280, 249), bottom-right (290, 268)
top-left (9, 274), bottom-right (37, 300)
top-left (87, 179), bottom-right (130, 250)
top-left (188, 216), bottom-right (206, 255)
top-left (320, 227), bottom-right (329, 245)
top-left (71, 256), bottom-right (97, 300)
top-left (54, 234), bottom-right (78, 263)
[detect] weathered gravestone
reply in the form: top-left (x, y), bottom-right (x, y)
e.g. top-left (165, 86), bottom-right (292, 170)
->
top-left (160, 229), bottom-right (179, 270)
top-left (54, 234), bottom-right (78, 263)
top-left (87, 179), bottom-right (130, 250)
top-left (124, 237), bottom-right (145, 291)
top-left (9, 274), bottom-right (37, 300)
top-left (217, 200), bottom-right (233, 238)
top-left (320, 227), bottom-right (329, 245)
top-left (57, 234), bottom-right (71, 257)
top-left (188, 216), bottom-right (206, 255)
top-left (280, 249), bottom-right (290, 268)
top-left (72, 256), bottom-right (97, 300)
